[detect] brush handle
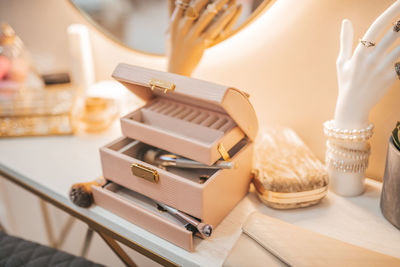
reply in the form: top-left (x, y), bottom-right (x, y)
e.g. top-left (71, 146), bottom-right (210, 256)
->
top-left (156, 201), bottom-right (213, 238)
top-left (175, 158), bottom-right (234, 169)
top-left (159, 155), bottom-right (234, 169)
top-left (81, 177), bottom-right (106, 191)
top-left (157, 202), bottom-right (198, 226)
top-left (145, 149), bottom-right (234, 169)
top-left (175, 210), bottom-right (200, 227)
top-left (94, 177), bottom-right (106, 186)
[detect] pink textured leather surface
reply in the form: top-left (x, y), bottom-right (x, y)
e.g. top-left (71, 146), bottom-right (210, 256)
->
top-left (221, 88), bottom-right (258, 141)
top-left (101, 146), bottom-right (204, 219)
top-left (202, 142), bottom-right (254, 226)
top-left (112, 63), bottom-right (258, 141)
top-left (100, 137), bottom-right (253, 226)
top-left (112, 63), bottom-right (228, 106)
top-left (92, 184), bottom-right (194, 251)
top-left (120, 99), bottom-right (244, 165)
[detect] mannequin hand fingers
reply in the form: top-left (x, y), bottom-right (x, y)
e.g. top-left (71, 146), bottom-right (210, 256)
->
top-left (190, 0), bottom-right (210, 14)
top-left (221, 4), bottom-right (242, 35)
top-left (381, 44), bottom-right (400, 70)
top-left (190, 0), bottom-right (230, 37)
top-left (168, 0), bottom-right (175, 17)
top-left (371, 70), bottom-right (398, 103)
top-left (384, 68), bottom-right (398, 83)
top-left (171, 0), bottom-right (190, 22)
top-left (170, 0), bottom-right (190, 35)
top-left (337, 19), bottom-right (354, 66)
top-left (372, 26), bottom-right (400, 59)
top-left (363, 1), bottom-right (400, 41)
top-left (354, 1), bottom-right (400, 57)
top-left (213, 3), bottom-right (242, 43)
top-left (204, 4), bottom-right (238, 41)
top-left (179, 0), bottom-right (210, 36)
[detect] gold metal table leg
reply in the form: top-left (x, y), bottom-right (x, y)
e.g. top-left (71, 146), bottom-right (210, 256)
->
top-left (57, 216), bottom-right (75, 248)
top-left (96, 230), bottom-right (138, 267)
top-left (0, 171), bottom-right (178, 267)
top-left (81, 227), bottom-right (94, 257)
top-left (40, 200), bottom-right (75, 249)
top-left (40, 200), bottom-right (57, 248)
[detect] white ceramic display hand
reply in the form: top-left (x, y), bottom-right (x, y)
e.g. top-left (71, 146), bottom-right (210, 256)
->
top-left (335, 1), bottom-right (400, 129)
top-left (168, 0), bottom-right (242, 76)
top-left (330, 0), bottom-right (400, 196)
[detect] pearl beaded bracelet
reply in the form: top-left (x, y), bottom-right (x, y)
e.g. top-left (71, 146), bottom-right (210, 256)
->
top-left (326, 140), bottom-right (371, 161)
top-left (323, 120), bottom-right (374, 142)
top-left (325, 152), bottom-right (369, 173)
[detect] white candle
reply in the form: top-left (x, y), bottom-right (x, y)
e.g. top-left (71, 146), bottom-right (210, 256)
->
top-left (67, 24), bottom-right (94, 95)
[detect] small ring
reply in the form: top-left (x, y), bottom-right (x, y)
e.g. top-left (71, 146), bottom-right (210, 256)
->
top-left (185, 6), bottom-right (199, 20)
top-left (359, 39), bottom-right (375, 48)
top-left (206, 3), bottom-right (218, 14)
top-left (395, 62), bottom-right (400, 80)
top-left (394, 19), bottom-right (400, 32)
top-left (175, 0), bottom-right (189, 10)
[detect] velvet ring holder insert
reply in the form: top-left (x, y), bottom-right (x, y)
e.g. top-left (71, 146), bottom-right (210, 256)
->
top-left (93, 63), bottom-right (258, 251)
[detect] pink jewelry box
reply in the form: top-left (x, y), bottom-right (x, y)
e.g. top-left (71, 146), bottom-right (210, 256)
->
top-left (92, 63), bottom-right (258, 251)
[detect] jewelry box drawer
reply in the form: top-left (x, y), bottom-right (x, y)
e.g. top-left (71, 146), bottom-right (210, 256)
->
top-left (120, 97), bottom-right (245, 166)
top-left (99, 136), bottom-right (254, 227)
top-left (92, 182), bottom-right (194, 251)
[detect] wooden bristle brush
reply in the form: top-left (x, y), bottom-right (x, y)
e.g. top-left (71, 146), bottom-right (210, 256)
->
top-left (69, 177), bottom-right (106, 207)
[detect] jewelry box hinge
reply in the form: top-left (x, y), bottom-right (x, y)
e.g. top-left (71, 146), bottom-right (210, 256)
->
top-left (131, 163), bottom-right (159, 183)
top-left (217, 143), bottom-right (231, 161)
top-left (149, 78), bottom-right (176, 94)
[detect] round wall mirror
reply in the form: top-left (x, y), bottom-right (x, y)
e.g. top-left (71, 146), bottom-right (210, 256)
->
top-left (70, 0), bottom-right (272, 55)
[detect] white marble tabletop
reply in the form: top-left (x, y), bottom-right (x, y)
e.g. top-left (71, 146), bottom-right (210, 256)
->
top-left (0, 121), bottom-right (399, 267)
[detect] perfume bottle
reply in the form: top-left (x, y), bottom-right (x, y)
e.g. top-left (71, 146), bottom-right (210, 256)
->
top-left (0, 23), bottom-right (43, 90)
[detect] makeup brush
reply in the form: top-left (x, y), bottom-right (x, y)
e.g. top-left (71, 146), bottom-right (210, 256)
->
top-left (141, 147), bottom-right (235, 169)
top-left (69, 177), bottom-right (106, 208)
top-left (156, 201), bottom-right (213, 238)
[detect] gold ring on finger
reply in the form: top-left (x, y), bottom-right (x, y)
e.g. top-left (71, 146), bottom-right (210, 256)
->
top-left (359, 39), bottom-right (375, 48)
top-left (207, 3), bottom-right (218, 14)
top-left (185, 6), bottom-right (199, 20)
top-left (395, 62), bottom-right (400, 80)
top-left (393, 19), bottom-right (400, 32)
top-left (175, 0), bottom-right (189, 10)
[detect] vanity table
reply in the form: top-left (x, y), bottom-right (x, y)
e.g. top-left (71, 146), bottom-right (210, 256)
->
top-left (0, 121), bottom-right (399, 267)
top-left (1, 0), bottom-right (400, 265)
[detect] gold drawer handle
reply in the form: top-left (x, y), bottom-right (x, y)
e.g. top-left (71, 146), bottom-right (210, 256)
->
top-left (218, 143), bottom-right (231, 161)
top-left (149, 78), bottom-right (175, 94)
top-left (131, 163), bottom-right (159, 183)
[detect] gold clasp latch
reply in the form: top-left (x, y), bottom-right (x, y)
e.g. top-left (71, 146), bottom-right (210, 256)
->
top-left (217, 143), bottom-right (231, 161)
top-left (149, 78), bottom-right (176, 94)
top-left (131, 163), bottom-right (159, 183)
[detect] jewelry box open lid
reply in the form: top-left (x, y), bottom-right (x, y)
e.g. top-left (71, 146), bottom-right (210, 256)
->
top-left (112, 63), bottom-right (258, 165)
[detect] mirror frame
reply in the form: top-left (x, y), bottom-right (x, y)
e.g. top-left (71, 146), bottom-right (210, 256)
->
top-left (68, 0), bottom-right (275, 56)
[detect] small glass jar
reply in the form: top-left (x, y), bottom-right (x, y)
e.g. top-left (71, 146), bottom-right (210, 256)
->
top-left (76, 96), bottom-right (118, 133)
